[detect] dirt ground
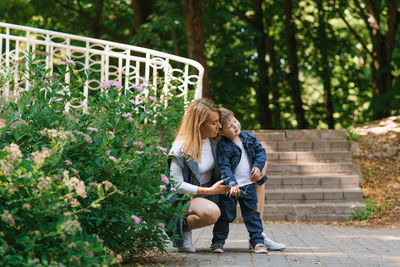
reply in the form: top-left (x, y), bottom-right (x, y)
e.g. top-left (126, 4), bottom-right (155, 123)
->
top-left (339, 115), bottom-right (400, 229)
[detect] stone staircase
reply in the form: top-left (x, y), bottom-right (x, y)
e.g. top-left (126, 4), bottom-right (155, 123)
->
top-left (237, 130), bottom-right (365, 222)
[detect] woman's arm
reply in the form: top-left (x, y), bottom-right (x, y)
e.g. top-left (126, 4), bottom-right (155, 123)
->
top-left (171, 159), bottom-right (227, 195)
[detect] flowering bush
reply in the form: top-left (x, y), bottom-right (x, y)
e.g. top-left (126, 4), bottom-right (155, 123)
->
top-left (0, 52), bottom-right (189, 264)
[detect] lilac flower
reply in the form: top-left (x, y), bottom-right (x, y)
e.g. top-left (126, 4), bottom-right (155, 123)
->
top-left (159, 185), bottom-right (166, 189)
top-left (131, 215), bottom-right (142, 224)
top-left (129, 99), bottom-right (136, 105)
top-left (171, 187), bottom-right (176, 192)
top-left (133, 141), bottom-right (143, 148)
top-left (138, 77), bottom-right (148, 83)
top-left (127, 117), bottom-right (134, 122)
top-left (157, 146), bottom-right (167, 152)
top-left (122, 113), bottom-right (132, 118)
top-left (87, 127), bottom-right (99, 132)
top-left (65, 160), bottom-right (72, 165)
top-left (135, 151), bottom-right (144, 154)
top-left (58, 61), bottom-right (66, 65)
top-left (149, 96), bottom-right (157, 102)
top-left (66, 59), bottom-right (75, 65)
top-left (133, 85), bottom-right (143, 91)
top-left (112, 81), bottom-right (123, 89)
top-left (158, 223), bottom-right (165, 227)
top-left (108, 156), bottom-right (117, 162)
top-left (102, 81), bottom-right (113, 88)
top-left (161, 174), bottom-right (170, 185)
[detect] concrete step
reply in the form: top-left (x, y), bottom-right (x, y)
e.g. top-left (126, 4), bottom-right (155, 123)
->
top-left (266, 174), bottom-right (361, 189)
top-left (267, 151), bottom-right (353, 163)
top-left (266, 162), bottom-right (357, 174)
top-left (250, 129), bottom-right (348, 141)
top-left (260, 140), bottom-right (349, 152)
top-left (265, 188), bottom-right (363, 203)
top-left (235, 202), bottom-right (365, 222)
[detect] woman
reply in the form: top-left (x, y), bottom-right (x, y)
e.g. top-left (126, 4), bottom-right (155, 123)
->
top-left (167, 98), bottom-right (228, 252)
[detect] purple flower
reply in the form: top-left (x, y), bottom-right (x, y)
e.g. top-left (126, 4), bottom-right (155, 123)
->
top-left (133, 85), bottom-right (143, 92)
top-left (108, 156), bottom-right (117, 162)
top-left (87, 127), bottom-right (99, 132)
top-left (131, 215), bottom-right (142, 224)
top-left (160, 185), bottom-right (166, 189)
top-left (158, 223), bottom-right (165, 227)
top-left (157, 146), bottom-right (167, 152)
top-left (129, 99), bottom-right (136, 105)
top-left (102, 81), bottom-right (113, 88)
top-left (122, 112), bottom-right (132, 118)
top-left (58, 61), bottom-right (66, 65)
top-left (138, 77), bottom-right (148, 83)
top-left (135, 151), bottom-right (144, 154)
top-left (112, 81), bottom-right (123, 89)
top-left (127, 117), bottom-right (134, 122)
top-left (149, 96), bottom-right (157, 102)
top-left (133, 141), bottom-right (143, 148)
top-left (161, 174), bottom-right (170, 185)
top-left (65, 160), bottom-right (72, 165)
top-left (66, 59), bottom-right (75, 65)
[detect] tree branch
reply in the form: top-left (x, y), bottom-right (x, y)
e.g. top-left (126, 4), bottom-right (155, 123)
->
top-left (329, 0), bottom-right (373, 57)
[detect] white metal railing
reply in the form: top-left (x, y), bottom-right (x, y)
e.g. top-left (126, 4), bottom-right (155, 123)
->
top-left (0, 22), bottom-right (203, 112)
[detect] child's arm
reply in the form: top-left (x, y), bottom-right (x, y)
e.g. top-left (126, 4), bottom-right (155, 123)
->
top-left (217, 142), bottom-right (238, 188)
top-left (249, 133), bottom-right (268, 185)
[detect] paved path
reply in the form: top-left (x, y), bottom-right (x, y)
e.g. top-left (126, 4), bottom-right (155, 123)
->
top-left (160, 223), bottom-right (400, 267)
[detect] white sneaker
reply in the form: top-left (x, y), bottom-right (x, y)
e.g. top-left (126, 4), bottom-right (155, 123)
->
top-left (262, 232), bottom-right (285, 251)
top-left (178, 231), bottom-right (196, 253)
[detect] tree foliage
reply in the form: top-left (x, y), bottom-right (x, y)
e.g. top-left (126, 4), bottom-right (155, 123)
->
top-left (1, 0), bottom-right (399, 129)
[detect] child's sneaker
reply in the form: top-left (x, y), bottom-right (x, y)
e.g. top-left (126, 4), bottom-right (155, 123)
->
top-left (262, 233), bottom-right (286, 251)
top-left (210, 243), bottom-right (224, 253)
top-left (253, 243), bottom-right (269, 254)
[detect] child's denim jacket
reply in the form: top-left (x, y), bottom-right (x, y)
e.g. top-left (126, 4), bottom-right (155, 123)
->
top-left (217, 131), bottom-right (268, 187)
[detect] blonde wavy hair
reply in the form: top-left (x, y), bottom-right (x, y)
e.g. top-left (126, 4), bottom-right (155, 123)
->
top-left (174, 98), bottom-right (220, 161)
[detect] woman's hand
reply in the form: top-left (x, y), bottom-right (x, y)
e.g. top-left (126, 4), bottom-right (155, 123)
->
top-left (209, 180), bottom-right (229, 194)
top-left (197, 180), bottom-right (228, 195)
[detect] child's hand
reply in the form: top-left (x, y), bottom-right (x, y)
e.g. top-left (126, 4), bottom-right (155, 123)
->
top-left (230, 185), bottom-right (240, 196)
top-left (250, 167), bottom-right (262, 181)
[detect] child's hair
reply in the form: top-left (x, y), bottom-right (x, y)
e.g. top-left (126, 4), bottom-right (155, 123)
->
top-left (175, 98), bottom-right (221, 160)
top-left (219, 107), bottom-right (235, 126)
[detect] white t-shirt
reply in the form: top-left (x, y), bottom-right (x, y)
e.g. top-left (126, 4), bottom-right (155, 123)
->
top-left (198, 138), bottom-right (214, 185)
top-left (234, 142), bottom-right (253, 187)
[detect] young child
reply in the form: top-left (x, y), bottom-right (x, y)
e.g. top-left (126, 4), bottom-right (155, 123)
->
top-left (211, 108), bottom-right (282, 254)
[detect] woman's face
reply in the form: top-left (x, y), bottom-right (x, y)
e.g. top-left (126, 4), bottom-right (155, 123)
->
top-left (200, 111), bottom-right (221, 139)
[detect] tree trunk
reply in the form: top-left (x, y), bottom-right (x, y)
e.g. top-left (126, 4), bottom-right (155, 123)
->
top-left (91, 0), bottom-right (104, 38)
top-left (283, 0), bottom-right (308, 129)
top-left (265, 28), bottom-right (281, 129)
top-left (252, 0), bottom-right (272, 129)
top-left (363, 0), bottom-right (398, 119)
top-left (316, 0), bottom-right (334, 129)
top-left (132, 0), bottom-right (154, 34)
top-left (182, 0), bottom-right (211, 98)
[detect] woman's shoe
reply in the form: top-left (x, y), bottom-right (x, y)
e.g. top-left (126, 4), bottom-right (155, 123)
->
top-left (178, 231), bottom-right (196, 253)
top-left (262, 232), bottom-right (286, 251)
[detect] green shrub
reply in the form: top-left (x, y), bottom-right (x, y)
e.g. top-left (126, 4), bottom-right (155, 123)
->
top-left (0, 52), bottom-right (189, 264)
top-left (349, 198), bottom-right (381, 221)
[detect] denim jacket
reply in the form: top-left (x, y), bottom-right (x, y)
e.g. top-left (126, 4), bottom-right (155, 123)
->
top-left (165, 138), bottom-right (220, 247)
top-left (217, 131), bottom-right (268, 187)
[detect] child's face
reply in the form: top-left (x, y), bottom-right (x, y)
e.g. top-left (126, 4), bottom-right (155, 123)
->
top-left (221, 116), bottom-right (241, 140)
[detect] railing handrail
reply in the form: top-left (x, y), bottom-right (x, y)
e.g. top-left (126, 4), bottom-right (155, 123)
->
top-left (0, 22), bottom-right (204, 110)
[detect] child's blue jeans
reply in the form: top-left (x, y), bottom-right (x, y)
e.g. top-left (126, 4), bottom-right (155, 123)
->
top-left (211, 183), bottom-right (264, 247)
